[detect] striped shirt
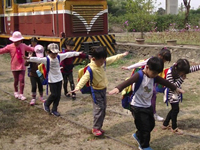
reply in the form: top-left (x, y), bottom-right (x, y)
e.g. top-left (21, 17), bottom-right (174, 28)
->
top-left (164, 65), bottom-right (200, 103)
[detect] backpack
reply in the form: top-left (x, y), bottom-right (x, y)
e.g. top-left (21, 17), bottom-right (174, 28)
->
top-left (37, 55), bottom-right (60, 95)
top-left (121, 70), bottom-right (144, 110)
top-left (77, 66), bottom-right (93, 94)
top-left (155, 68), bottom-right (169, 93)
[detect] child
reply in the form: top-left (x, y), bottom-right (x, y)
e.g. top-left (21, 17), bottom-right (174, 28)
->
top-left (25, 43), bottom-right (82, 116)
top-left (71, 46), bottom-right (128, 136)
top-left (0, 31), bottom-right (34, 100)
top-left (162, 59), bottom-right (200, 135)
top-left (30, 37), bottom-right (38, 47)
top-left (60, 40), bottom-right (90, 100)
top-left (25, 45), bottom-right (45, 106)
top-left (109, 57), bottom-right (184, 150)
top-left (122, 47), bottom-right (171, 121)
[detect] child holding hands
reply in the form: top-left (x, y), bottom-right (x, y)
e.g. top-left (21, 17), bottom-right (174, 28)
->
top-left (25, 43), bottom-right (82, 116)
top-left (71, 46), bottom-right (128, 136)
top-left (109, 57), bottom-right (184, 150)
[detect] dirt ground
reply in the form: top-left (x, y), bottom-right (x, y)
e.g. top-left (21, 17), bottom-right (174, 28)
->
top-left (0, 46), bottom-right (200, 150)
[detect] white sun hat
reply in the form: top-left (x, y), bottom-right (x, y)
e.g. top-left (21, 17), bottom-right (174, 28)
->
top-left (9, 31), bottom-right (24, 42)
top-left (34, 45), bottom-right (44, 58)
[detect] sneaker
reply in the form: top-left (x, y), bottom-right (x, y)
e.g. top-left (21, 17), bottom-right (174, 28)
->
top-left (171, 128), bottom-right (183, 135)
top-left (43, 102), bottom-right (50, 113)
top-left (40, 97), bottom-right (45, 103)
top-left (72, 95), bottom-right (76, 100)
top-left (92, 128), bottom-right (103, 136)
top-left (100, 129), bottom-right (105, 134)
top-left (132, 133), bottom-right (141, 147)
top-left (18, 94), bottom-right (26, 100)
top-left (30, 99), bottom-right (36, 106)
top-left (143, 147), bottom-right (153, 150)
top-left (51, 111), bottom-right (60, 117)
top-left (154, 114), bottom-right (164, 122)
top-left (14, 92), bottom-right (19, 99)
top-left (161, 125), bottom-right (171, 130)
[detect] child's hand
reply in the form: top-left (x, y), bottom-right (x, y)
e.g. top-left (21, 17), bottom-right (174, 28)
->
top-left (88, 55), bottom-right (92, 59)
top-left (79, 51), bottom-right (83, 55)
top-left (121, 66), bottom-right (129, 70)
top-left (108, 88), bottom-right (119, 95)
top-left (69, 88), bottom-right (79, 94)
top-left (23, 56), bottom-right (30, 60)
top-left (123, 51), bottom-right (129, 56)
top-left (176, 88), bottom-right (185, 94)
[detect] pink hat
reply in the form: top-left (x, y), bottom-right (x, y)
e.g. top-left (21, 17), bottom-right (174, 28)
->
top-left (34, 45), bottom-right (44, 58)
top-left (9, 31), bottom-right (24, 42)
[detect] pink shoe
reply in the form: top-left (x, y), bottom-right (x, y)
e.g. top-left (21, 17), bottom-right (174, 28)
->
top-left (14, 92), bottom-right (19, 99)
top-left (18, 94), bottom-right (26, 101)
top-left (92, 128), bottom-right (103, 136)
top-left (30, 99), bottom-right (36, 106)
top-left (40, 97), bottom-right (45, 103)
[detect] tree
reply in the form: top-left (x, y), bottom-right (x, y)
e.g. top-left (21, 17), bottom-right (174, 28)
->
top-left (126, 0), bottom-right (157, 39)
top-left (157, 7), bottom-right (165, 15)
top-left (183, 0), bottom-right (191, 26)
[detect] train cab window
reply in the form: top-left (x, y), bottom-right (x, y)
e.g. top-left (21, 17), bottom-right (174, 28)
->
top-left (6, 0), bottom-right (12, 8)
top-left (14, 0), bottom-right (29, 4)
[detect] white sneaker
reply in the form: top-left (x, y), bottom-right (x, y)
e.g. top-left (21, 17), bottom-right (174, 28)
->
top-left (18, 94), bottom-right (26, 101)
top-left (154, 113), bottom-right (164, 122)
top-left (30, 99), bottom-right (36, 106)
top-left (14, 92), bottom-right (19, 99)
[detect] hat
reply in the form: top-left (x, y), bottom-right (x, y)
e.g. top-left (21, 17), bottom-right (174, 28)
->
top-left (9, 31), bottom-right (24, 42)
top-left (65, 40), bottom-right (75, 46)
top-left (34, 45), bottom-right (44, 58)
top-left (30, 37), bottom-right (38, 43)
top-left (47, 43), bottom-right (60, 53)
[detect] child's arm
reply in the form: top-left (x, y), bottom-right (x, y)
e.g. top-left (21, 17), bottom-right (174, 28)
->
top-left (59, 51), bottom-right (82, 61)
top-left (24, 56), bottom-right (47, 64)
top-left (166, 69), bottom-right (184, 87)
top-left (155, 76), bottom-right (184, 94)
top-left (109, 72), bottom-right (139, 95)
top-left (70, 70), bottom-right (90, 93)
top-left (122, 59), bottom-right (148, 70)
top-left (105, 51), bottom-right (128, 66)
top-left (189, 65), bottom-right (200, 73)
top-left (24, 44), bottom-right (34, 52)
top-left (0, 45), bottom-right (10, 54)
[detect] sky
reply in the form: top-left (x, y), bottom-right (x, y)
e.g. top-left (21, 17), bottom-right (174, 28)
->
top-left (156, 0), bottom-right (200, 10)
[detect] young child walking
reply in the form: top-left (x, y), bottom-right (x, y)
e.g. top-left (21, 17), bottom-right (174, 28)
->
top-left (162, 59), bottom-right (200, 135)
top-left (122, 47), bottom-right (171, 121)
top-left (25, 43), bottom-right (82, 116)
top-left (25, 45), bottom-right (45, 106)
top-left (71, 46), bottom-right (128, 136)
top-left (60, 40), bottom-right (90, 100)
top-left (0, 31), bottom-right (34, 100)
top-left (109, 57), bottom-right (184, 150)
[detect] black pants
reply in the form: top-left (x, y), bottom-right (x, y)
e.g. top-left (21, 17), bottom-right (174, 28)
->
top-left (163, 102), bottom-right (179, 130)
top-left (130, 105), bottom-right (155, 148)
top-left (62, 72), bottom-right (75, 95)
top-left (45, 81), bottom-right (62, 112)
top-left (30, 76), bottom-right (43, 93)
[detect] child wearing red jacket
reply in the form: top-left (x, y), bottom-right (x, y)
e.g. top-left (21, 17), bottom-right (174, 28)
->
top-left (60, 40), bottom-right (90, 100)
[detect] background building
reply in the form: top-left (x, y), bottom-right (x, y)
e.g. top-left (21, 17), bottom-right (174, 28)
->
top-left (166, 0), bottom-right (178, 14)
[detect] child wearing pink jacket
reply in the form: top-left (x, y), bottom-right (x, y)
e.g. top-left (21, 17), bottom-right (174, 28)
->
top-left (0, 31), bottom-right (34, 100)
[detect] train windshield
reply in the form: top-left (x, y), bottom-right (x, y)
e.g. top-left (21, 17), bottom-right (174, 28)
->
top-left (14, 0), bottom-right (32, 4)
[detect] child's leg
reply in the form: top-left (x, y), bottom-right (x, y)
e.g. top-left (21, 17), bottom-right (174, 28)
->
top-left (68, 72), bottom-right (76, 99)
top-left (12, 71), bottom-right (20, 92)
top-left (37, 77), bottom-right (44, 100)
top-left (62, 73), bottom-right (68, 95)
top-left (30, 76), bottom-right (37, 99)
top-left (92, 89), bottom-right (106, 130)
top-left (130, 106), bottom-right (155, 149)
top-left (171, 102), bottom-right (179, 130)
top-left (51, 81), bottom-right (62, 112)
top-left (18, 70), bottom-right (25, 94)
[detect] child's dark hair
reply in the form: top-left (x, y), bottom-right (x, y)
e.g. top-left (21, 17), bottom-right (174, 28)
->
top-left (172, 59), bottom-right (190, 79)
top-left (65, 40), bottom-right (75, 46)
top-left (158, 47), bottom-right (171, 62)
top-left (147, 57), bottom-right (164, 73)
top-left (30, 37), bottom-right (38, 43)
top-left (91, 46), bottom-right (107, 59)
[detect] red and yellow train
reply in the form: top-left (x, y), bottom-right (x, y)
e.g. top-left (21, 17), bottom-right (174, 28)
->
top-left (0, 0), bottom-right (115, 62)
